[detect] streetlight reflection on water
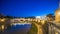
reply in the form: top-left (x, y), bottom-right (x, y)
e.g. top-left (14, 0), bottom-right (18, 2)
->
top-left (11, 23), bottom-right (31, 26)
top-left (1, 25), bottom-right (4, 31)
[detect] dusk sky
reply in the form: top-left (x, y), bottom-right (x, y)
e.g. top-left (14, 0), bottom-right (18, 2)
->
top-left (0, 0), bottom-right (59, 17)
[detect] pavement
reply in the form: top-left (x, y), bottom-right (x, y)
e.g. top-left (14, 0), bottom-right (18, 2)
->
top-left (33, 22), bottom-right (43, 34)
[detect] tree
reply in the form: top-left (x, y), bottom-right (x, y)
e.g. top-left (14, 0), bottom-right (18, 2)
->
top-left (46, 14), bottom-right (55, 21)
top-left (0, 13), bottom-right (6, 18)
top-left (46, 14), bottom-right (53, 18)
top-left (6, 15), bottom-right (14, 19)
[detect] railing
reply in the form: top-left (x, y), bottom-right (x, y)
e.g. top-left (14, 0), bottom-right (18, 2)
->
top-left (48, 22), bottom-right (60, 34)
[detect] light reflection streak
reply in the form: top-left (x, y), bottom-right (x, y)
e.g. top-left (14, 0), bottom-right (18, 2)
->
top-left (11, 23), bottom-right (31, 26)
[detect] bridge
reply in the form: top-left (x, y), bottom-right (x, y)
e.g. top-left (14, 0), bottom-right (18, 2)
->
top-left (0, 18), bottom-right (60, 34)
top-left (48, 22), bottom-right (60, 34)
top-left (28, 21), bottom-right (60, 34)
top-left (10, 18), bottom-right (60, 34)
top-left (9, 18), bottom-right (60, 34)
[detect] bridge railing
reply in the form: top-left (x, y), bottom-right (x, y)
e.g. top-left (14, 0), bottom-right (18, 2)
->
top-left (48, 22), bottom-right (60, 34)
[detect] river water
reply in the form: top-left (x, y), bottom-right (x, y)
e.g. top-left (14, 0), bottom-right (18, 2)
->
top-left (1, 23), bottom-right (31, 34)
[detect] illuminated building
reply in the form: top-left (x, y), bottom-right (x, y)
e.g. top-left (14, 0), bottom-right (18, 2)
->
top-left (55, 3), bottom-right (60, 23)
top-left (35, 16), bottom-right (47, 20)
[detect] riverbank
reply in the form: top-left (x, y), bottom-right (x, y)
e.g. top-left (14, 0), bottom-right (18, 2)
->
top-left (27, 23), bottom-right (38, 34)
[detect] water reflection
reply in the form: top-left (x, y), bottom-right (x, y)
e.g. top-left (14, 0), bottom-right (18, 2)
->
top-left (1, 23), bottom-right (31, 34)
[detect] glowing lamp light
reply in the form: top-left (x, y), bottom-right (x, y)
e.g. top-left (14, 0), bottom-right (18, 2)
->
top-left (2, 25), bottom-right (4, 30)
top-left (58, 12), bottom-right (60, 15)
top-left (1, 19), bottom-right (4, 22)
top-left (1, 19), bottom-right (5, 22)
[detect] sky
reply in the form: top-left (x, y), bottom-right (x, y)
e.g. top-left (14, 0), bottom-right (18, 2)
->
top-left (0, 0), bottom-right (59, 17)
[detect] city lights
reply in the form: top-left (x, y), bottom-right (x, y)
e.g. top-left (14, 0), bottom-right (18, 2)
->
top-left (0, 18), bottom-right (5, 22)
top-left (0, 0), bottom-right (60, 34)
top-left (1, 18), bottom-right (5, 22)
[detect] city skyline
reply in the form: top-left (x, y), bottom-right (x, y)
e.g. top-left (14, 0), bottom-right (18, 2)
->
top-left (0, 0), bottom-right (59, 17)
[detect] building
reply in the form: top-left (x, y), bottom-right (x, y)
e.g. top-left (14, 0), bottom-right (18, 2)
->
top-left (55, 3), bottom-right (60, 23)
top-left (55, 8), bottom-right (60, 23)
top-left (35, 16), bottom-right (47, 20)
top-left (10, 18), bottom-right (26, 23)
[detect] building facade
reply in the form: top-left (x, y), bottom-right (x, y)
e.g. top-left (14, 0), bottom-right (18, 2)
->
top-left (55, 8), bottom-right (60, 23)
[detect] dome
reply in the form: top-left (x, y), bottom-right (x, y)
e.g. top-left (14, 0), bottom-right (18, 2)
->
top-left (55, 8), bottom-right (60, 23)
top-left (55, 8), bottom-right (60, 13)
top-left (55, 2), bottom-right (60, 23)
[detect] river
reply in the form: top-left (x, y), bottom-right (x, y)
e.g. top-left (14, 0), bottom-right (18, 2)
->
top-left (1, 23), bottom-right (31, 34)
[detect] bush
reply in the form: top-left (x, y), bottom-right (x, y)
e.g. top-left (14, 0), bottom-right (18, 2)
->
top-left (27, 23), bottom-right (38, 34)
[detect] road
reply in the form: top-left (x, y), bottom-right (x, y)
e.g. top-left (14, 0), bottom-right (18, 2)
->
top-left (33, 22), bottom-right (43, 34)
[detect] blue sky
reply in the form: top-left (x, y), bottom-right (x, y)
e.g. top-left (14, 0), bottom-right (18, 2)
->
top-left (0, 0), bottom-right (59, 17)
